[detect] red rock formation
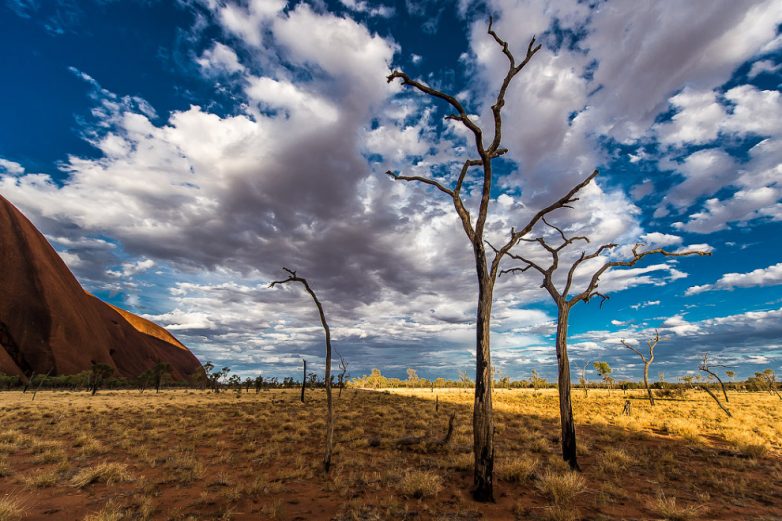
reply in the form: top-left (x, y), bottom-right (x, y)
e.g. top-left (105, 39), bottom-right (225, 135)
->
top-left (0, 193), bottom-right (202, 380)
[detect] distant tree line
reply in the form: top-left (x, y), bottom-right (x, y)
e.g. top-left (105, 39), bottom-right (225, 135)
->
top-left (346, 366), bottom-right (781, 395)
top-left (2, 364), bottom-right (777, 399)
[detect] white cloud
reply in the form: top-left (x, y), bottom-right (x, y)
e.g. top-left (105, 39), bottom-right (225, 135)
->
top-left (196, 41), bottom-right (245, 75)
top-left (685, 262), bottom-right (782, 295)
top-left (212, 0), bottom-right (285, 47)
top-left (339, 0), bottom-right (394, 18)
top-left (639, 232), bottom-right (682, 248)
top-left (631, 300), bottom-right (660, 310)
top-left (748, 59), bottom-right (781, 78)
top-left (656, 88), bottom-right (726, 146)
top-left (0, 159), bottom-right (24, 175)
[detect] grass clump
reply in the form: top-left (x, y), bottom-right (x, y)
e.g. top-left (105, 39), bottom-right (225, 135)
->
top-left (0, 496), bottom-right (25, 521)
top-left (496, 454), bottom-right (538, 482)
top-left (22, 468), bottom-right (60, 488)
top-left (597, 447), bottom-right (632, 473)
top-left (646, 492), bottom-right (705, 521)
top-left (536, 470), bottom-right (586, 505)
top-left (398, 469), bottom-right (442, 499)
top-left (71, 462), bottom-right (133, 488)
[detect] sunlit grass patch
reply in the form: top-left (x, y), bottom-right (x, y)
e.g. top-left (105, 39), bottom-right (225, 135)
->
top-left (646, 492), bottom-right (705, 521)
top-left (536, 470), bottom-right (586, 506)
top-left (496, 454), bottom-right (538, 482)
top-left (398, 469), bottom-right (442, 499)
top-left (71, 462), bottom-right (133, 488)
top-left (0, 495), bottom-right (25, 521)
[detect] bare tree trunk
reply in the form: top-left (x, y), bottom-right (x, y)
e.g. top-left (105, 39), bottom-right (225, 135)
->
top-left (644, 363), bottom-right (654, 406)
top-left (700, 385), bottom-right (732, 417)
top-left (300, 359), bottom-right (306, 403)
top-left (270, 269), bottom-right (334, 474)
top-left (555, 306), bottom-right (579, 470)
top-left (320, 317), bottom-right (334, 474)
top-left (472, 267), bottom-right (494, 502)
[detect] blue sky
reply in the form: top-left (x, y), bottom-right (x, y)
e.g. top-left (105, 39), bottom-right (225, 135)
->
top-left (1, 0), bottom-right (781, 382)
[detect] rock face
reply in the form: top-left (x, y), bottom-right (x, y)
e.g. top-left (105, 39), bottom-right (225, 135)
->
top-left (0, 194), bottom-right (202, 381)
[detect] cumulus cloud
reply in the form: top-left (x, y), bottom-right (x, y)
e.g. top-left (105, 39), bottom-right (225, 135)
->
top-left (196, 41), bottom-right (245, 75)
top-left (0, 159), bottom-right (24, 175)
top-left (686, 262), bottom-right (782, 295)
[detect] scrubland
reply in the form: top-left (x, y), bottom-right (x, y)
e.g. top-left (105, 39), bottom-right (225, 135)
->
top-left (0, 388), bottom-right (780, 520)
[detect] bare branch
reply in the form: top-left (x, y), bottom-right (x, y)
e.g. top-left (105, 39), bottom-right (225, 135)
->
top-left (571, 245), bottom-right (711, 306)
top-left (620, 339), bottom-right (645, 360)
top-left (387, 71), bottom-right (484, 153)
top-left (490, 169), bottom-right (598, 280)
top-left (486, 17), bottom-right (542, 155)
top-left (454, 159), bottom-right (483, 195)
top-left (385, 170), bottom-right (454, 197)
top-left (268, 266), bottom-right (299, 287)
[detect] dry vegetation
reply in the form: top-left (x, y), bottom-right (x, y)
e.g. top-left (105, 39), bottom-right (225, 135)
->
top-left (0, 387), bottom-right (780, 520)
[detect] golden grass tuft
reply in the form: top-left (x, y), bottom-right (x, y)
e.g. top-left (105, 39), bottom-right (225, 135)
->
top-left (646, 492), bottom-right (705, 521)
top-left (0, 495), bottom-right (25, 521)
top-left (596, 447), bottom-right (632, 473)
top-left (496, 454), bottom-right (538, 482)
top-left (71, 462), bottom-right (133, 488)
top-left (536, 470), bottom-right (587, 506)
top-left (398, 469), bottom-right (443, 499)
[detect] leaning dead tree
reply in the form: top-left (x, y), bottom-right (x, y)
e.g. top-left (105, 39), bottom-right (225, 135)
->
top-left (621, 331), bottom-right (664, 406)
top-left (501, 208), bottom-right (710, 470)
top-left (270, 268), bottom-right (335, 473)
top-left (385, 18), bottom-right (612, 500)
top-left (699, 353), bottom-right (730, 403)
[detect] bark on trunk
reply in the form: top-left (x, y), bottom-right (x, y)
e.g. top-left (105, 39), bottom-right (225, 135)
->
top-left (321, 314), bottom-right (334, 474)
top-left (472, 265), bottom-right (495, 502)
top-left (643, 363), bottom-right (654, 406)
top-left (555, 306), bottom-right (579, 470)
top-left (300, 359), bottom-right (306, 403)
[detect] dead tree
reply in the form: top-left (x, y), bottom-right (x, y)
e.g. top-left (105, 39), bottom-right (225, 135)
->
top-left (501, 212), bottom-right (710, 470)
top-left (336, 351), bottom-right (349, 398)
top-left (270, 268), bottom-right (335, 474)
top-left (690, 375), bottom-right (732, 417)
top-left (300, 359), bottom-right (307, 403)
top-left (384, 18), bottom-right (625, 499)
top-left (699, 354), bottom-right (730, 403)
top-left (579, 360), bottom-right (591, 398)
top-left (620, 331), bottom-right (664, 406)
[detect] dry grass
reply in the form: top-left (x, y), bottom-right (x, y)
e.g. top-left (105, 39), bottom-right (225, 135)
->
top-left (496, 454), bottom-right (538, 482)
top-left (398, 469), bottom-right (443, 498)
top-left (646, 492), bottom-right (705, 520)
top-left (0, 495), bottom-right (24, 521)
top-left (71, 462), bottom-right (133, 488)
top-left (0, 388), bottom-right (779, 520)
top-left (536, 469), bottom-right (587, 505)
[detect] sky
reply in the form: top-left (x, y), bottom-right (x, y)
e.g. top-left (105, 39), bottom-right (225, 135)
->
top-left (1, 0), bottom-right (781, 382)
